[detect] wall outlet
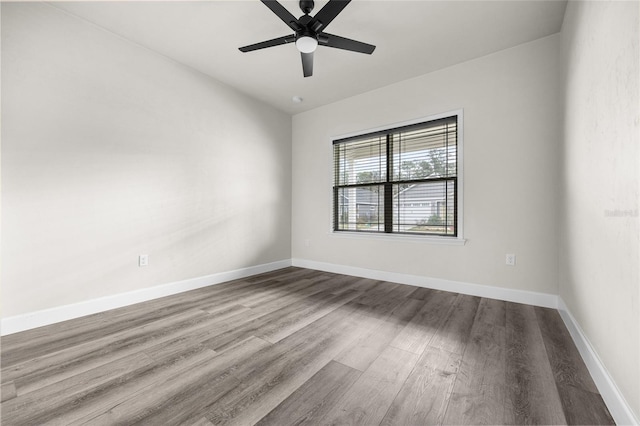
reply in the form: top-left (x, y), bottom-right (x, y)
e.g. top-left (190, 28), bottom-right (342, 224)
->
top-left (506, 253), bottom-right (516, 266)
top-left (139, 254), bottom-right (149, 267)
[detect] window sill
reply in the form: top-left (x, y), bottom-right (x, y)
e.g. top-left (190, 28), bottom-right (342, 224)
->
top-left (329, 231), bottom-right (467, 246)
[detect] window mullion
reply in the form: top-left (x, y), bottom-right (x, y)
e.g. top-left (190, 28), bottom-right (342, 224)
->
top-left (384, 133), bottom-right (393, 233)
top-left (453, 178), bottom-right (458, 237)
top-left (333, 187), bottom-right (338, 231)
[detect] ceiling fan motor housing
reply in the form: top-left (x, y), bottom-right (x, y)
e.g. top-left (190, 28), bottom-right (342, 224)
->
top-left (295, 13), bottom-right (322, 47)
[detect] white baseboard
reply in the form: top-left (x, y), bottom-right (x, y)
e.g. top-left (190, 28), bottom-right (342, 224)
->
top-left (292, 258), bottom-right (558, 308)
top-left (1, 259), bottom-right (292, 336)
top-left (558, 298), bottom-right (640, 426)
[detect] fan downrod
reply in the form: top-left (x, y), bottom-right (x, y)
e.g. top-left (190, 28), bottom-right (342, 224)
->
top-left (299, 0), bottom-right (314, 15)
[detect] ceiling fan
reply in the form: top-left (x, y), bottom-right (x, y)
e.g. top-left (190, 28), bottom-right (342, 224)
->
top-left (239, 0), bottom-right (376, 77)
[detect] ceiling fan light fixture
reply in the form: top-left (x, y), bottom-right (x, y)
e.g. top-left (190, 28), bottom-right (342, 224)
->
top-left (238, 0), bottom-right (376, 77)
top-left (296, 36), bottom-right (318, 53)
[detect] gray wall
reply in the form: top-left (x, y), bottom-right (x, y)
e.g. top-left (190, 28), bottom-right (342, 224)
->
top-left (560, 0), bottom-right (639, 418)
top-left (292, 34), bottom-right (562, 296)
top-left (1, 3), bottom-right (292, 317)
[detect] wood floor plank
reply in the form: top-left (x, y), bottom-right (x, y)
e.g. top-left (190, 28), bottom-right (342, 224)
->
top-left (2, 352), bottom-right (154, 425)
top-left (190, 417), bottom-right (215, 426)
top-left (474, 297), bottom-right (507, 326)
top-left (0, 268), bottom-right (613, 425)
top-left (258, 290), bottom-right (362, 343)
top-left (0, 274), bottom-right (285, 367)
top-left (207, 290), bottom-right (278, 313)
top-left (506, 302), bottom-right (567, 425)
top-left (143, 284), bottom-right (338, 359)
top-left (82, 337), bottom-right (271, 426)
top-left (227, 277), bottom-right (318, 309)
top-left (203, 289), bottom-right (360, 352)
top-left (0, 304), bottom-right (194, 368)
top-left (328, 276), bottom-right (372, 295)
top-left (135, 303), bottom-right (267, 363)
top-left (199, 303), bottom-right (251, 319)
top-left (535, 307), bottom-right (614, 425)
top-left (131, 268), bottom-right (308, 319)
top-left (389, 289), bottom-right (458, 355)
top-left (194, 278), bottom-right (294, 312)
top-left (320, 346), bottom-right (420, 426)
top-left (201, 301), bottom-right (372, 426)
top-left (352, 281), bottom-right (400, 307)
top-left (428, 293), bottom-right (481, 355)
top-left (442, 299), bottom-right (513, 425)
top-left (199, 275), bottom-right (348, 326)
top-left (556, 383), bottom-right (615, 425)
top-left (0, 381), bottom-right (16, 403)
top-left (63, 338), bottom-right (266, 425)
top-left (534, 306), bottom-right (599, 393)
top-left (5, 308), bottom-right (212, 395)
top-left (407, 286), bottom-right (435, 300)
top-left (244, 266), bottom-right (312, 283)
top-left (256, 360), bottom-right (361, 426)
top-left (139, 300), bottom-right (296, 363)
top-left (334, 297), bottom-right (423, 371)
top-left (381, 346), bottom-right (461, 426)
top-left (142, 334), bottom-right (209, 363)
top-left (385, 282), bottom-right (422, 300)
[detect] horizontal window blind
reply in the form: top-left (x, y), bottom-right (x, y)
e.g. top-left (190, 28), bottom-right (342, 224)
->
top-left (333, 115), bottom-right (458, 236)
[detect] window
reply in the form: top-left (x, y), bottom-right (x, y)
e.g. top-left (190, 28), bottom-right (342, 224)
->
top-left (333, 114), bottom-right (460, 237)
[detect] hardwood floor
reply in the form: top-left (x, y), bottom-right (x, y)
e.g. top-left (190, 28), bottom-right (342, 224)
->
top-left (1, 267), bottom-right (614, 425)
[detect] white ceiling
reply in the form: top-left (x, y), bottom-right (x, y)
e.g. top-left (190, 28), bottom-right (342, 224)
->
top-left (50, 0), bottom-right (567, 114)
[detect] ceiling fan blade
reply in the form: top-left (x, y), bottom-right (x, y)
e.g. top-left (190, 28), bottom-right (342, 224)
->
top-left (261, 0), bottom-right (301, 31)
top-left (309, 0), bottom-right (351, 32)
top-left (319, 32), bottom-right (376, 54)
top-left (301, 52), bottom-right (314, 77)
top-left (239, 35), bottom-right (295, 52)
